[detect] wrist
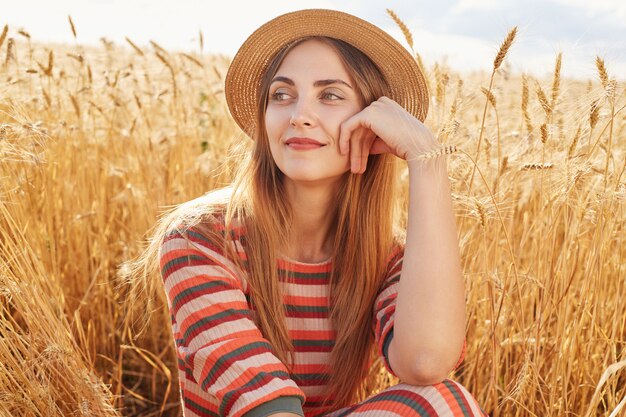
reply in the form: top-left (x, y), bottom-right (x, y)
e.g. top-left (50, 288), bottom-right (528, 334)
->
top-left (407, 158), bottom-right (451, 195)
top-left (406, 145), bottom-right (457, 166)
top-left (407, 155), bottom-right (448, 175)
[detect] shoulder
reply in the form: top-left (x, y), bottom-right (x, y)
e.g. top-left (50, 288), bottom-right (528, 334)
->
top-left (158, 186), bottom-right (249, 258)
top-left (158, 196), bottom-right (249, 283)
top-left (161, 186), bottom-right (239, 238)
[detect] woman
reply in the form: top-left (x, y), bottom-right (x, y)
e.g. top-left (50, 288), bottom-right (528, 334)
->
top-left (149, 9), bottom-right (485, 417)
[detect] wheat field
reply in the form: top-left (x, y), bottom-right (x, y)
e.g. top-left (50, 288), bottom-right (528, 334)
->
top-left (0, 14), bottom-right (625, 417)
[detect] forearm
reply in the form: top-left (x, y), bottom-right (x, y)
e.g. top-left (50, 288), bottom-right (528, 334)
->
top-left (389, 157), bottom-right (466, 385)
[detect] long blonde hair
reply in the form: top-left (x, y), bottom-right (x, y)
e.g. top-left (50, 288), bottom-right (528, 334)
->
top-left (125, 36), bottom-right (404, 411)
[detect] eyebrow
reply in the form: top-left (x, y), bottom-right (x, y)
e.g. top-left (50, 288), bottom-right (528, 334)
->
top-left (270, 76), bottom-right (353, 89)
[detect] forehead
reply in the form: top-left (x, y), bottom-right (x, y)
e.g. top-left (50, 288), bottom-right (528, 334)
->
top-left (274, 39), bottom-right (351, 78)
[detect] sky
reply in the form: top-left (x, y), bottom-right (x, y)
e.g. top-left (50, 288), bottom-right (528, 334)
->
top-left (2, 0), bottom-right (625, 80)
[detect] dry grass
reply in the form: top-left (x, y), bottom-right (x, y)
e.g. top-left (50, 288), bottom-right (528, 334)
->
top-left (1, 17), bottom-right (625, 417)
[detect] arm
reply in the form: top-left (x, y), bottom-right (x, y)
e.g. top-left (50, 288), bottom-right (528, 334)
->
top-left (337, 96), bottom-right (467, 385)
top-left (388, 158), bottom-right (466, 385)
top-left (159, 224), bottom-right (305, 417)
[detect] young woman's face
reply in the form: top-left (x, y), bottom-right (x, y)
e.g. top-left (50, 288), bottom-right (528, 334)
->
top-left (264, 39), bottom-right (363, 186)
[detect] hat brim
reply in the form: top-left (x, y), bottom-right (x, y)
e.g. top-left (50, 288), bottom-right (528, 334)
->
top-left (225, 8), bottom-right (429, 138)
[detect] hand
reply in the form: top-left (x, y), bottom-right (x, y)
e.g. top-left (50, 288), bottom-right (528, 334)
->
top-left (338, 96), bottom-right (440, 174)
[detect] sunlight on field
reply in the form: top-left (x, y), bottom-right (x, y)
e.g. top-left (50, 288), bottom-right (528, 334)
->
top-left (0, 17), bottom-right (625, 417)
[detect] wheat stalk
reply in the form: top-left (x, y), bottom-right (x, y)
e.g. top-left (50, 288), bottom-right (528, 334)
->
top-left (494, 26), bottom-right (517, 71)
top-left (521, 162), bottom-right (554, 170)
top-left (481, 87), bottom-right (497, 108)
top-left (17, 29), bottom-right (30, 40)
top-left (125, 37), bottom-right (144, 56)
top-left (415, 52), bottom-right (426, 74)
top-left (433, 64), bottom-right (449, 107)
top-left (521, 75), bottom-right (529, 111)
top-left (412, 145), bottom-right (459, 161)
top-left (69, 94), bottom-right (81, 118)
top-left (155, 51), bottom-right (178, 98)
top-left (150, 40), bottom-right (168, 55)
top-left (5, 38), bottom-right (14, 65)
top-left (499, 155), bottom-right (509, 176)
top-left (474, 198), bottom-right (487, 230)
top-left (466, 26), bottom-right (518, 196)
top-left (557, 116), bottom-right (565, 142)
top-left (65, 53), bottom-right (82, 64)
top-left (522, 74), bottom-right (533, 134)
top-left (0, 25), bottom-right (8, 50)
top-left (536, 82), bottom-right (552, 118)
top-left (385, 8), bottom-right (430, 93)
top-left (540, 123), bottom-right (548, 144)
top-left (593, 57), bottom-right (616, 190)
top-left (567, 125), bottom-right (582, 159)
top-left (68, 15), bottom-right (77, 39)
top-left (590, 99), bottom-right (600, 130)
top-left (551, 52), bottom-right (562, 110)
top-left (46, 50), bottom-right (54, 76)
top-left (484, 137), bottom-right (492, 168)
top-left (386, 9), bottom-right (414, 50)
top-left (595, 56), bottom-right (609, 91)
top-left (41, 89), bottom-right (51, 107)
top-left (181, 53), bottom-right (204, 69)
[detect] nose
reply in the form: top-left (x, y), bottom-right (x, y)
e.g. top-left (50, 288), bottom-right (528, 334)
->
top-left (290, 97), bottom-right (315, 127)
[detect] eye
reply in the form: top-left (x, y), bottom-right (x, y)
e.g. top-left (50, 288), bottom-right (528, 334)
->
top-left (321, 91), bottom-right (343, 101)
top-left (270, 91), bottom-right (290, 102)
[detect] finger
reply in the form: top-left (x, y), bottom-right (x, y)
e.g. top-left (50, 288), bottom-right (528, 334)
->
top-left (339, 112), bottom-right (365, 155)
top-left (347, 127), bottom-right (359, 173)
top-left (369, 137), bottom-right (392, 155)
top-left (338, 127), bottom-right (347, 155)
top-left (360, 132), bottom-right (376, 173)
top-left (339, 119), bottom-right (351, 155)
top-left (350, 127), bottom-right (362, 173)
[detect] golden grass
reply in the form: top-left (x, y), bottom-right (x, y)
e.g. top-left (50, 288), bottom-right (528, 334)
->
top-left (0, 16), bottom-right (625, 417)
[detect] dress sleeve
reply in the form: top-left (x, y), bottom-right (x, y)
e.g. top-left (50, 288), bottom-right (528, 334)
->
top-left (372, 245), bottom-right (466, 378)
top-left (159, 223), bottom-right (305, 417)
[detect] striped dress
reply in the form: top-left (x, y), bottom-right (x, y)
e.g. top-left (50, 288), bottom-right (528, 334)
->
top-left (159, 219), bottom-right (486, 417)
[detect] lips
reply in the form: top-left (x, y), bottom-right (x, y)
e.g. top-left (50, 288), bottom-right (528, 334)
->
top-left (285, 137), bottom-right (325, 146)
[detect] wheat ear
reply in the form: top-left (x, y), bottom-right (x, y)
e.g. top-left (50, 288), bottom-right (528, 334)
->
top-left (68, 15), bottom-right (77, 39)
top-left (411, 145), bottom-right (459, 161)
top-left (551, 52), bottom-right (562, 109)
top-left (595, 57), bottom-right (609, 90)
top-left (125, 37), bottom-right (144, 56)
top-left (494, 26), bottom-right (517, 71)
top-left (0, 25), bottom-right (8, 50)
top-left (386, 9), bottom-right (413, 50)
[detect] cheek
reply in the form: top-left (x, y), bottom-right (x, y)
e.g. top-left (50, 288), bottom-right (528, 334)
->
top-left (264, 107), bottom-right (287, 136)
top-left (267, 134), bottom-right (281, 161)
top-left (326, 109), bottom-right (359, 145)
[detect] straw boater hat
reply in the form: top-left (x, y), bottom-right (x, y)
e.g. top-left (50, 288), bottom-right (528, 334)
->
top-left (224, 8), bottom-right (429, 138)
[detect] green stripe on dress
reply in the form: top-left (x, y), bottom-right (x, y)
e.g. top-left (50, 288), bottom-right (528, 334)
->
top-left (443, 379), bottom-right (473, 417)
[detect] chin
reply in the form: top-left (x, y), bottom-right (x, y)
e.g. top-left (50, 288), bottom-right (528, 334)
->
top-left (273, 156), bottom-right (350, 183)
top-left (285, 173), bottom-right (332, 183)
top-left (280, 169), bottom-right (349, 185)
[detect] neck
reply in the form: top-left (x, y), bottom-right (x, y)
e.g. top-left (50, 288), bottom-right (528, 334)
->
top-left (282, 178), bottom-right (342, 263)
